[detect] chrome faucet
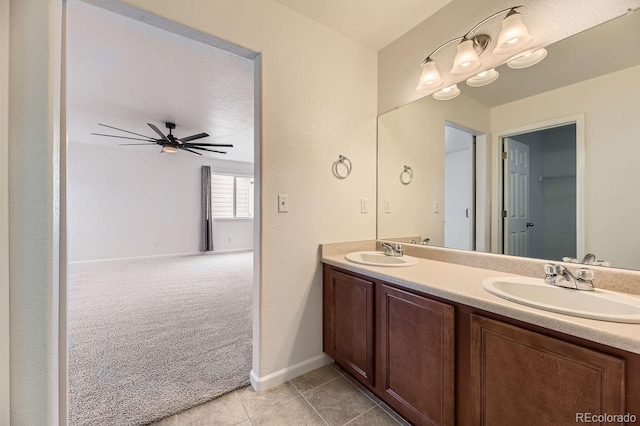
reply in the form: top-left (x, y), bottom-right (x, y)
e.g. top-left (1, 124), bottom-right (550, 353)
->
top-left (562, 253), bottom-right (611, 267)
top-left (380, 242), bottom-right (404, 257)
top-left (543, 263), bottom-right (595, 291)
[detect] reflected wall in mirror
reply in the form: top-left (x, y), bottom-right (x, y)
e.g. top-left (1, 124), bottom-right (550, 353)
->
top-left (377, 10), bottom-right (640, 270)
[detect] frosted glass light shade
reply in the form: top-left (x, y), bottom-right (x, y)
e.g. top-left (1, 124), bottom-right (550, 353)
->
top-left (493, 11), bottom-right (533, 56)
top-left (507, 48), bottom-right (547, 69)
top-left (162, 145), bottom-right (178, 153)
top-left (450, 39), bottom-right (483, 76)
top-left (466, 68), bottom-right (499, 87)
top-left (433, 84), bottom-right (460, 101)
top-left (416, 59), bottom-right (444, 92)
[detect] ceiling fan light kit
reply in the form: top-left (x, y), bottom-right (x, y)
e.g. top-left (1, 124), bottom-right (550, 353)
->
top-left (91, 122), bottom-right (233, 156)
top-left (416, 6), bottom-right (546, 99)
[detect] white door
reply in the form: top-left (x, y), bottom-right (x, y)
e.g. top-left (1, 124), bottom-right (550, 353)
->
top-left (444, 126), bottom-right (474, 250)
top-left (503, 138), bottom-right (531, 256)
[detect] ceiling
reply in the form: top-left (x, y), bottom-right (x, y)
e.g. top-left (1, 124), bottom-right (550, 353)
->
top-left (271, 0), bottom-right (452, 50)
top-left (67, 0), bottom-right (255, 163)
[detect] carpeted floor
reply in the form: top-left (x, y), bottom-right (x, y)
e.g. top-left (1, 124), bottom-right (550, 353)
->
top-left (67, 251), bottom-right (253, 426)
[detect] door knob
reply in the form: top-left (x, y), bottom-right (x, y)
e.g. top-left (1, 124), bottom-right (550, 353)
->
top-left (526, 222), bottom-right (534, 228)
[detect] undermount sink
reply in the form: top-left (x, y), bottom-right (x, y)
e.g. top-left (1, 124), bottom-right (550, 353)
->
top-left (345, 251), bottom-right (418, 267)
top-left (482, 276), bottom-right (640, 323)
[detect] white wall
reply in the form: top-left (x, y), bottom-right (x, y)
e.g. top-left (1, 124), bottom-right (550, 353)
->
top-left (9, 0), bottom-right (63, 424)
top-left (110, 0), bottom-right (378, 385)
top-left (9, 0), bottom-right (377, 422)
top-left (492, 65), bottom-right (640, 269)
top-left (377, 93), bottom-right (490, 245)
top-left (68, 142), bottom-right (253, 262)
top-left (0, 0), bottom-right (10, 423)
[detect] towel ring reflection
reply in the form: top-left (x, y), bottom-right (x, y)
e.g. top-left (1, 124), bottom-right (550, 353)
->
top-left (400, 165), bottom-right (413, 185)
top-left (333, 155), bottom-right (352, 179)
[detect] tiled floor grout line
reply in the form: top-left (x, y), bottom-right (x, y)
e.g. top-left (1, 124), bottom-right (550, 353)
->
top-left (341, 405), bottom-right (378, 426)
top-left (242, 383), bottom-right (303, 420)
top-left (298, 387), bottom-right (331, 426)
top-left (235, 389), bottom-right (253, 425)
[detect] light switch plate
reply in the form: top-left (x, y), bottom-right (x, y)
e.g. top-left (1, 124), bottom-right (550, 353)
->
top-left (278, 194), bottom-right (289, 213)
top-left (361, 198), bottom-right (368, 213)
top-left (384, 199), bottom-right (391, 213)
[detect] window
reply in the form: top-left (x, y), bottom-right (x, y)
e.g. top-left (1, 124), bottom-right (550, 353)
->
top-left (211, 174), bottom-right (254, 218)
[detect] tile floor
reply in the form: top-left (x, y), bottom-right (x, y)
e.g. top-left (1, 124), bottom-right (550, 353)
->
top-left (149, 364), bottom-right (410, 426)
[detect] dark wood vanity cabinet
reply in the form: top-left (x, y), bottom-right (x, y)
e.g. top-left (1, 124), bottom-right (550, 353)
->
top-left (323, 265), bottom-right (455, 425)
top-left (323, 264), bottom-right (639, 426)
top-left (470, 314), bottom-right (625, 425)
top-left (323, 267), bottom-right (375, 386)
top-left (378, 284), bottom-right (455, 426)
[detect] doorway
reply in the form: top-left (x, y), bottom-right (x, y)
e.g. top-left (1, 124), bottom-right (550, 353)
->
top-left (65, 1), bottom-right (261, 424)
top-left (444, 123), bottom-right (476, 251)
top-left (501, 123), bottom-right (578, 260)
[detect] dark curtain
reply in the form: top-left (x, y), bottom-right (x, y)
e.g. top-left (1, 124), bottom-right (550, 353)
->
top-left (201, 166), bottom-right (213, 252)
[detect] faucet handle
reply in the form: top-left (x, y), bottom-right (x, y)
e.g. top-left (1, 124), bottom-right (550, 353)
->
top-left (576, 268), bottom-right (595, 281)
top-left (543, 263), bottom-right (558, 275)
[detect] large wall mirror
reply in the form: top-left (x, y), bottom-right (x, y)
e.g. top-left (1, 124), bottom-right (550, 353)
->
top-left (377, 10), bottom-right (640, 271)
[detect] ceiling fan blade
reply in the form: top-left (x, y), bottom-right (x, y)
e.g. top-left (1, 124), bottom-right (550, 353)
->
top-left (179, 132), bottom-right (209, 142)
top-left (188, 146), bottom-right (227, 154)
top-left (180, 147), bottom-right (202, 156)
top-left (91, 133), bottom-right (156, 142)
top-left (147, 123), bottom-right (170, 142)
top-left (98, 123), bottom-right (154, 139)
top-left (184, 142), bottom-right (233, 148)
top-left (118, 143), bottom-right (159, 146)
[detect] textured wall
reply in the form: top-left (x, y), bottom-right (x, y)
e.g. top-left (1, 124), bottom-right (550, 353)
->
top-left (67, 142), bottom-right (254, 262)
top-left (9, 0), bottom-right (62, 424)
top-left (377, 93), bottom-right (490, 244)
top-left (111, 0), bottom-right (378, 379)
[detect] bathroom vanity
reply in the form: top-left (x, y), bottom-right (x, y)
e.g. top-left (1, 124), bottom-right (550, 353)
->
top-left (322, 246), bottom-right (640, 426)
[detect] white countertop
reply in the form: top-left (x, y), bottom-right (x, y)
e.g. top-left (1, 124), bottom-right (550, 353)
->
top-left (322, 253), bottom-right (640, 355)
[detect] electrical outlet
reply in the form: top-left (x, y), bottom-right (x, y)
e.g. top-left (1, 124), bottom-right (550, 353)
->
top-left (278, 194), bottom-right (289, 213)
top-left (433, 201), bottom-right (440, 213)
top-left (361, 198), bottom-right (368, 213)
top-left (384, 199), bottom-right (391, 213)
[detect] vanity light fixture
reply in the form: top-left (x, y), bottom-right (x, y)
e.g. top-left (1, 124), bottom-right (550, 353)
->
top-left (493, 8), bottom-right (533, 56)
top-left (433, 84), bottom-right (461, 101)
top-left (416, 58), bottom-right (445, 92)
top-left (416, 6), bottom-right (544, 99)
top-left (466, 68), bottom-right (500, 87)
top-left (507, 48), bottom-right (548, 69)
top-left (450, 38), bottom-right (485, 76)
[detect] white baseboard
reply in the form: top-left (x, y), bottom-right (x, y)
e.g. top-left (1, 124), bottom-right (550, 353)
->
top-left (250, 353), bottom-right (333, 392)
top-left (69, 249), bottom-right (253, 264)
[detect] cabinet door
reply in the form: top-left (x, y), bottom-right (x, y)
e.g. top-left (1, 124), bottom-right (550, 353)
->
top-left (378, 284), bottom-right (455, 426)
top-left (323, 267), bottom-right (375, 386)
top-left (470, 314), bottom-right (625, 425)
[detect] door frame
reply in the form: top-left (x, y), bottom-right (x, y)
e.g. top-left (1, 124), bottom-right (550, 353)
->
top-left (491, 113), bottom-right (585, 257)
top-left (1, 0), bottom-right (10, 423)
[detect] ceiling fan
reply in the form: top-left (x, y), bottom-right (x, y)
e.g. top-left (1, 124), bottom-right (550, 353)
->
top-left (91, 122), bottom-right (232, 156)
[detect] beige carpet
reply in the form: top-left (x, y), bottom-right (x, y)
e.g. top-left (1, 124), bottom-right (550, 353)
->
top-left (67, 252), bottom-right (253, 426)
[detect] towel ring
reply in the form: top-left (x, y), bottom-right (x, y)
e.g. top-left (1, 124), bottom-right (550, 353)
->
top-left (400, 165), bottom-right (413, 185)
top-left (333, 155), bottom-right (352, 179)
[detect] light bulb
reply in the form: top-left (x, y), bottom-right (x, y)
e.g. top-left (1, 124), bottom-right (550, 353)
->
top-left (451, 39), bottom-right (483, 76)
top-left (433, 84), bottom-right (460, 100)
top-left (493, 10), bottom-right (533, 56)
top-left (466, 68), bottom-right (499, 87)
top-left (416, 59), bottom-right (444, 93)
